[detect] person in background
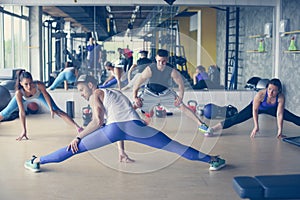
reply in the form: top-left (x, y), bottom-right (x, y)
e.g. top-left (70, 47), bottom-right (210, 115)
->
top-left (99, 61), bottom-right (125, 90)
top-left (86, 37), bottom-right (101, 74)
top-left (48, 61), bottom-right (79, 90)
top-left (122, 50), bottom-right (152, 91)
top-left (192, 65), bottom-right (209, 90)
top-left (123, 47), bottom-right (133, 72)
top-left (117, 47), bottom-right (133, 72)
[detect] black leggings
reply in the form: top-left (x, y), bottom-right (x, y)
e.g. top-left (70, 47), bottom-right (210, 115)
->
top-left (222, 102), bottom-right (300, 129)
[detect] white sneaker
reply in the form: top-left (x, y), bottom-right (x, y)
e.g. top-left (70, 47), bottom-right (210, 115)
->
top-left (204, 127), bottom-right (214, 137)
top-left (209, 156), bottom-right (226, 171)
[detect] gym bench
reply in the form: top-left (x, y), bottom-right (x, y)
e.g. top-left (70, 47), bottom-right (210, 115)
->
top-left (233, 174), bottom-right (300, 199)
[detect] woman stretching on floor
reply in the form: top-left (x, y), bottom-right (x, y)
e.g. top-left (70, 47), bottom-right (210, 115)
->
top-left (99, 61), bottom-right (125, 90)
top-left (24, 74), bottom-right (226, 172)
top-left (0, 69), bottom-right (82, 140)
top-left (205, 78), bottom-right (300, 138)
top-left (48, 61), bottom-right (79, 90)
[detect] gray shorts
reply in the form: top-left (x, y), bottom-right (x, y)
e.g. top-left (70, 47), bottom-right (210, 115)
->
top-left (138, 88), bottom-right (179, 113)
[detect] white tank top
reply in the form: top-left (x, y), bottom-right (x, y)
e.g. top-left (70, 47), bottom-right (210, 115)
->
top-left (63, 67), bottom-right (75, 73)
top-left (21, 82), bottom-right (41, 100)
top-left (102, 89), bottom-right (141, 124)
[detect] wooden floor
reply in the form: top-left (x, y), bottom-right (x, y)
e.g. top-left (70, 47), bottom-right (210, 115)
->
top-left (0, 112), bottom-right (300, 200)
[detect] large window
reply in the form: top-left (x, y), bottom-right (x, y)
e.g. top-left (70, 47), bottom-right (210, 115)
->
top-left (0, 6), bottom-right (29, 70)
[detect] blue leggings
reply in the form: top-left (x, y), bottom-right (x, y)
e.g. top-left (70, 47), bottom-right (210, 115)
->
top-left (40, 120), bottom-right (211, 164)
top-left (49, 71), bottom-right (76, 90)
top-left (0, 93), bottom-right (61, 120)
top-left (222, 102), bottom-right (300, 129)
top-left (99, 78), bottom-right (117, 88)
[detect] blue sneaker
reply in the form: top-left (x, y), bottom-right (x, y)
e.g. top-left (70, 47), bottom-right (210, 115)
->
top-left (198, 123), bottom-right (213, 136)
top-left (24, 155), bottom-right (40, 172)
top-left (209, 156), bottom-right (226, 171)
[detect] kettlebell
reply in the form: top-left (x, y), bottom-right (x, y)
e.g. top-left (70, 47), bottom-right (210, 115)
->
top-left (187, 100), bottom-right (197, 113)
top-left (82, 105), bottom-right (92, 126)
top-left (155, 105), bottom-right (167, 118)
top-left (196, 104), bottom-right (204, 116)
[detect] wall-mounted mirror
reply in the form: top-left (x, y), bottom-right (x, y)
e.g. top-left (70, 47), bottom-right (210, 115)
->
top-left (0, 4), bottom-right (274, 91)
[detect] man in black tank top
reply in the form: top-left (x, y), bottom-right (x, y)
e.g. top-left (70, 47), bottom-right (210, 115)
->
top-left (132, 49), bottom-right (212, 134)
top-left (122, 50), bottom-right (153, 91)
top-left (136, 51), bottom-right (153, 73)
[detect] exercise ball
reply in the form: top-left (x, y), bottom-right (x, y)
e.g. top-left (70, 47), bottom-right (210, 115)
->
top-left (244, 76), bottom-right (261, 90)
top-left (27, 102), bottom-right (39, 114)
top-left (203, 103), bottom-right (238, 119)
top-left (0, 85), bottom-right (11, 111)
top-left (203, 103), bottom-right (226, 119)
top-left (0, 80), bottom-right (16, 91)
top-left (256, 78), bottom-right (269, 91)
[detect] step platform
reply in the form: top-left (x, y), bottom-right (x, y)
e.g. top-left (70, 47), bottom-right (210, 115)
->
top-left (233, 174), bottom-right (300, 199)
top-left (282, 136), bottom-right (300, 147)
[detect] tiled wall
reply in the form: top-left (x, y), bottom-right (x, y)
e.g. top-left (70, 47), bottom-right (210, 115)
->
top-left (216, 0), bottom-right (300, 115)
top-left (279, 0), bottom-right (300, 115)
top-left (216, 6), bottom-right (274, 89)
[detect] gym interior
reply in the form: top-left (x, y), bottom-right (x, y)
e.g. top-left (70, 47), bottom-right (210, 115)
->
top-left (1, 0), bottom-right (300, 199)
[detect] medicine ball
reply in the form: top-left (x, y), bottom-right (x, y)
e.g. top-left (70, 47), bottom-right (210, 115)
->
top-left (203, 103), bottom-right (226, 119)
top-left (27, 102), bottom-right (39, 114)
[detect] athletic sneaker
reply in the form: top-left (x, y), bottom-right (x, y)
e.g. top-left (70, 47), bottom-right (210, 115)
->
top-left (198, 123), bottom-right (213, 136)
top-left (209, 156), bottom-right (226, 171)
top-left (24, 155), bottom-right (40, 173)
top-left (204, 127), bottom-right (214, 137)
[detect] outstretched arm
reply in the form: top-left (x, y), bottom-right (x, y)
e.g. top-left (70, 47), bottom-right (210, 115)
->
top-left (15, 91), bottom-right (28, 141)
top-left (250, 90), bottom-right (264, 137)
top-left (38, 82), bottom-right (55, 118)
top-left (132, 66), bottom-right (151, 107)
top-left (171, 69), bottom-right (185, 106)
top-left (127, 64), bottom-right (137, 82)
top-left (114, 68), bottom-right (123, 90)
top-left (276, 94), bottom-right (285, 138)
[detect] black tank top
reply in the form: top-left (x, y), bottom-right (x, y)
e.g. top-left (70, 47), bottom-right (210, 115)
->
top-left (137, 57), bottom-right (152, 73)
top-left (146, 63), bottom-right (174, 93)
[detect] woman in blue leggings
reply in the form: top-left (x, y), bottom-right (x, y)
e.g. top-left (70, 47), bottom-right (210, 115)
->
top-left (207, 78), bottom-right (300, 138)
top-left (0, 70), bottom-right (82, 140)
top-left (24, 74), bottom-right (226, 172)
top-left (48, 61), bottom-right (79, 90)
top-left (99, 61), bottom-right (125, 90)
